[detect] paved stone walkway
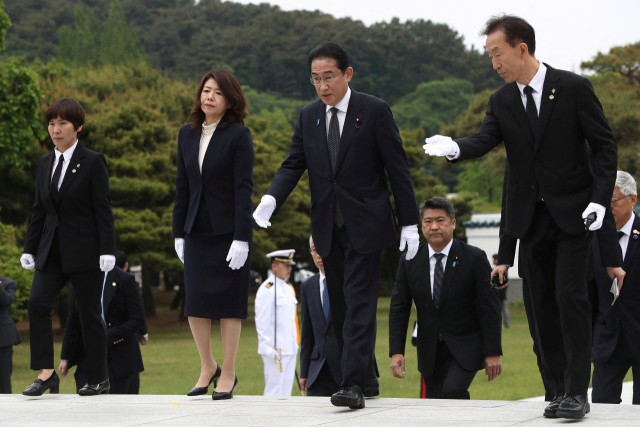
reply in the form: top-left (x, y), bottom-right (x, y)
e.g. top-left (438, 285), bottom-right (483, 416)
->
top-left (0, 394), bottom-right (638, 426)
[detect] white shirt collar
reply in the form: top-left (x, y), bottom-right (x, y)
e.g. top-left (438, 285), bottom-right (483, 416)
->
top-left (319, 271), bottom-right (326, 284)
top-left (54, 140), bottom-right (78, 162)
top-left (517, 62), bottom-right (547, 96)
top-left (326, 87), bottom-right (351, 114)
top-left (619, 213), bottom-right (635, 235)
top-left (428, 238), bottom-right (454, 259)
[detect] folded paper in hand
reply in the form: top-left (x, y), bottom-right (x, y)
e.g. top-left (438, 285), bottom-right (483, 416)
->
top-left (610, 278), bottom-right (619, 306)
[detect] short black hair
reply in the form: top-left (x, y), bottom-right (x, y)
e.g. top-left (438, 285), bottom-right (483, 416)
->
top-left (45, 98), bottom-right (85, 130)
top-left (308, 42), bottom-right (350, 73)
top-left (481, 14), bottom-right (536, 56)
top-left (115, 251), bottom-right (127, 269)
top-left (419, 197), bottom-right (456, 221)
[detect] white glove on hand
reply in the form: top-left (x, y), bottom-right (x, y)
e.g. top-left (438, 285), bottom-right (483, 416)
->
top-left (423, 135), bottom-right (459, 158)
top-left (253, 195), bottom-right (276, 228)
top-left (226, 240), bottom-right (249, 270)
top-left (175, 238), bottom-right (185, 263)
top-left (20, 254), bottom-right (35, 270)
top-left (99, 255), bottom-right (116, 272)
top-left (264, 347), bottom-right (280, 362)
top-left (399, 225), bottom-right (420, 261)
top-left (582, 202), bottom-right (606, 231)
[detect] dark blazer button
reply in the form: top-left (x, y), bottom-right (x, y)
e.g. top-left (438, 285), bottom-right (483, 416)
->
top-left (531, 184), bottom-right (535, 190)
top-left (329, 204), bottom-right (333, 209)
top-left (535, 161), bottom-right (540, 166)
top-left (333, 180), bottom-right (337, 185)
top-left (325, 334), bottom-right (330, 339)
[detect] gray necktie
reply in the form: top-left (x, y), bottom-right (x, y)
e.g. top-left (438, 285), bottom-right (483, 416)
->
top-left (328, 107), bottom-right (344, 227)
top-left (433, 253), bottom-right (445, 308)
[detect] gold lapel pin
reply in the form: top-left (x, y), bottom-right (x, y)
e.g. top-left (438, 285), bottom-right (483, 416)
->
top-left (72, 169), bottom-right (77, 173)
top-left (549, 95), bottom-right (554, 100)
top-left (112, 282), bottom-right (116, 287)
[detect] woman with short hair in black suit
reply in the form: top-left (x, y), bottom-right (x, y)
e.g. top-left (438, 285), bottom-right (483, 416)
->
top-left (173, 70), bottom-right (254, 400)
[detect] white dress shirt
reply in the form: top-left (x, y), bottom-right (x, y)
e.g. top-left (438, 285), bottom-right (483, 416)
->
top-left (51, 140), bottom-right (78, 190)
top-left (617, 214), bottom-right (635, 262)
top-left (325, 87), bottom-right (351, 137)
top-left (198, 121), bottom-right (218, 174)
top-left (516, 61), bottom-right (547, 115)
top-left (427, 239), bottom-right (453, 297)
top-left (318, 271), bottom-right (327, 306)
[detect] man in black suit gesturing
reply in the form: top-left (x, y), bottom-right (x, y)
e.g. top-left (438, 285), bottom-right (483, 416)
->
top-left (389, 197), bottom-right (502, 399)
top-left (253, 43), bottom-right (419, 408)
top-left (590, 171), bottom-right (640, 404)
top-left (424, 16), bottom-right (620, 418)
top-left (20, 98), bottom-right (116, 396)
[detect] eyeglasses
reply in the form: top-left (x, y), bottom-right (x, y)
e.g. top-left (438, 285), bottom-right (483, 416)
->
top-left (611, 195), bottom-right (630, 206)
top-left (309, 73), bottom-right (342, 86)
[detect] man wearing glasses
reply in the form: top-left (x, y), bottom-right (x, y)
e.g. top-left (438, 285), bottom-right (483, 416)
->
top-left (253, 42), bottom-right (419, 409)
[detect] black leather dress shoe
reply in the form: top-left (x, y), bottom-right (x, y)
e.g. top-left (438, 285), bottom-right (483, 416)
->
top-left (23, 371), bottom-right (60, 396)
top-left (331, 385), bottom-right (365, 409)
top-left (364, 378), bottom-right (379, 398)
top-left (187, 365), bottom-right (222, 396)
top-left (556, 394), bottom-right (590, 419)
top-left (212, 375), bottom-right (237, 400)
top-left (78, 379), bottom-right (110, 396)
top-left (543, 394), bottom-right (566, 418)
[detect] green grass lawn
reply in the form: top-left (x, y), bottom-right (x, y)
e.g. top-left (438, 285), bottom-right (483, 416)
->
top-left (9, 295), bottom-right (630, 399)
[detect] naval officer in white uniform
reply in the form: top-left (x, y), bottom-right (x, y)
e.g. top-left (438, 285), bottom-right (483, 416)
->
top-left (255, 249), bottom-right (300, 396)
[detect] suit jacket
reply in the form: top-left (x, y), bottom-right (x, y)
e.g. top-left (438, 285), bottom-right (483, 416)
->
top-left (172, 121), bottom-right (254, 242)
top-left (0, 276), bottom-right (21, 348)
top-left (299, 273), bottom-right (341, 387)
top-left (23, 142), bottom-right (115, 272)
top-left (389, 240), bottom-right (502, 377)
top-left (589, 213), bottom-right (640, 363)
top-left (455, 64), bottom-right (617, 239)
top-left (266, 89), bottom-right (418, 257)
top-left (61, 267), bottom-right (145, 378)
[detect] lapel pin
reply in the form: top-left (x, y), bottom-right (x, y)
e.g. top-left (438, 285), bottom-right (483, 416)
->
top-left (549, 95), bottom-right (555, 100)
top-left (112, 282), bottom-right (116, 287)
top-left (355, 117), bottom-right (361, 129)
top-left (72, 169), bottom-right (76, 173)
top-left (77, 164), bottom-right (80, 168)
top-left (453, 256), bottom-right (459, 267)
top-left (552, 88), bottom-right (556, 93)
top-left (317, 119), bottom-right (320, 125)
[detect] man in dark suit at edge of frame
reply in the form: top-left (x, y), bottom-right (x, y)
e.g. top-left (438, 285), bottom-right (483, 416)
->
top-left (253, 42), bottom-right (420, 409)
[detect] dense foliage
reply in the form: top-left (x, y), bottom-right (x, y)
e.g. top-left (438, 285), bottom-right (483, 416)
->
top-left (2, 0), bottom-right (502, 102)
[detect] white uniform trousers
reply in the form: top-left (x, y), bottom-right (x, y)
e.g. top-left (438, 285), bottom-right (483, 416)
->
top-left (262, 354), bottom-right (296, 396)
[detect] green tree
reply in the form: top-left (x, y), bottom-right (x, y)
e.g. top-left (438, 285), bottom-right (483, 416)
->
top-left (0, 0), bottom-right (10, 51)
top-left (582, 41), bottom-right (640, 87)
top-left (392, 78), bottom-right (475, 136)
top-left (100, 0), bottom-right (146, 65)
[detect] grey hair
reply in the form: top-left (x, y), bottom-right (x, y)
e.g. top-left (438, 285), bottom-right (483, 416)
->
top-left (418, 197), bottom-right (456, 221)
top-left (616, 171), bottom-right (637, 196)
top-left (309, 235), bottom-right (314, 252)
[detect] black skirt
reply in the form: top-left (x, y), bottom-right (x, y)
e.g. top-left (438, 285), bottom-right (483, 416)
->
top-left (183, 199), bottom-right (250, 319)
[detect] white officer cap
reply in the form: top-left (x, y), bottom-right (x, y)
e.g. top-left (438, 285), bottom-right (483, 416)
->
top-left (266, 249), bottom-right (296, 265)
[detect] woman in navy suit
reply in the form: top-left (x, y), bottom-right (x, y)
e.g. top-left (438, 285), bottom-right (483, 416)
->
top-left (173, 70), bottom-right (254, 400)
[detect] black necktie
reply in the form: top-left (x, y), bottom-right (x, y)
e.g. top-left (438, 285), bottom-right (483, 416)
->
top-left (327, 107), bottom-right (344, 227)
top-left (618, 231), bottom-right (625, 241)
top-left (433, 253), bottom-right (445, 308)
top-left (322, 278), bottom-right (330, 321)
top-left (524, 86), bottom-right (538, 136)
top-left (51, 156), bottom-right (64, 203)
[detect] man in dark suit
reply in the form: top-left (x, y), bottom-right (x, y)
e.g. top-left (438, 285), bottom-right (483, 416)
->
top-left (590, 171), bottom-right (640, 404)
top-left (0, 264), bottom-right (22, 394)
top-left (20, 98), bottom-right (116, 396)
top-left (253, 43), bottom-right (419, 408)
top-left (424, 15), bottom-right (620, 418)
top-left (59, 251), bottom-right (145, 394)
top-left (389, 197), bottom-right (502, 399)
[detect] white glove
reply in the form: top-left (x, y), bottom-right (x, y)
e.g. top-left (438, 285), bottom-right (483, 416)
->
top-left (175, 238), bottom-right (185, 263)
top-left (99, 255), bottom-right (116, 272)
top-left (226, 240), bottom-right (249, 270)
top-left (20, 254), bottom-right (35, 270)
top-left (253, 195), bottom-right (276, 228)
top-left (423, 135), bottom-right (459, 158)
top-left (399, 225), bottom-right (420, 261)
top-left (582, 203), bottom-right (606, 231)
top-left (263, 347), bottom-right (280, 362)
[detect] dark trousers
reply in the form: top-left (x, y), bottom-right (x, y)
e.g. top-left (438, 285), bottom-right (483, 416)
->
top-left (307, 362), bottom-right (340, 397)
top-left (323, 225), bottom-right (381, 390)
top-left (128, 372), bottom-right (140, 394)
top-left (74, 358), bottom-right (131, 394)
top-left (28, 230), bottom-right (107, 384)
top-left (592, 330), bottom-right (640, 404)
top-left (519, 202), bottom-right (592, 396)
top-left (0, 346), bottom-right (12, 394)
top-left (422, 340), bottom-right (477, 399)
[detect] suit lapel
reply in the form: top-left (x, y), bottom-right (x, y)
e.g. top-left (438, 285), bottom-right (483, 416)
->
top-left (438, 239), bottom-right (461, 310)
top-left (418, 248), bottom-right (437, 311)
top-left (103, 269), bottom-right (117, 312)
top-left (57, 142), bottom-right (87, 201)
top-left (201, 125), bottom-right (226, 177)
top-left (507, 83), bottom-right (535, 148)
top-left (535, 64), bottom-right (562, 151)
top-left (41, 153), bottom-right (57, 212)
top-left (334, 90), bottom-right (363, 174)
top-left (314, 102), bottom-right (334, 176)
top-left (623, 215), bottom-right (640, 271)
